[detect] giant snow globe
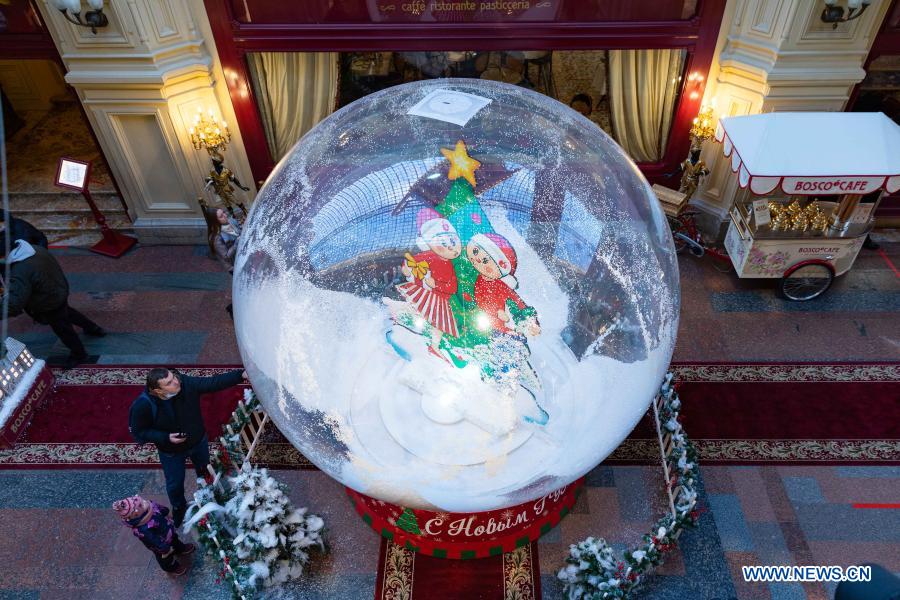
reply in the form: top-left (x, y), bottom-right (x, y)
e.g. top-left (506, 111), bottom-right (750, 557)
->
top-left (233, 79), bottom-right (679, 513)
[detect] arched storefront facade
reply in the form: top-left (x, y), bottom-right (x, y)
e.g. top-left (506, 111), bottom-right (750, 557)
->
top-left (203, 0), bottom-right (726, 189)
top-left (15, 0), bottom-right (894, 242)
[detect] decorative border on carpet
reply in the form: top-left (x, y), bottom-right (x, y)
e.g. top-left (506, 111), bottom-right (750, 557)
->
top-left (51, 366), bottom-right (237, 386)
top-left (503, 545), bottom-right (537, 599)
top-left (252, 443), bottom-right (317, 469)
top-left (670, 363), bottom-right (900, 382)
top-left (4, 440), bottom-right (895, 468)
top-left (374, 539), bottom-right (538, 600)
top-left (53, 363), bottom-right (900, 385)
top-left (379, 541), bottom-right (414, 600)
top-left (0, 442), bottom-right (316, 468)
top-left (606, 439), bottom-right (900, 463)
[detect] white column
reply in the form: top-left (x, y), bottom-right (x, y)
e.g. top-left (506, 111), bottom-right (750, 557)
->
top-left (34, 0), bottom-right (255, 244)
top-left (694, 0), bottom-right (890, 234)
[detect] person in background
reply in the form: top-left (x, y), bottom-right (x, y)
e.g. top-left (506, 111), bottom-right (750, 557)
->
top-left (128, 367), bottom-right (247, 527)
top-left (0, 213), bottom-right (49, 249)
top-left (0, 86), bottom-right (25, 138)
top-left (835, 563), bottom-right (900, 599)
top-left (569, 93), bottom-right (594, 119)
top-left (0, 233), bottom-right (105, 368)
top-left (202, 204), bottom-right (242, 318)
top-left (203, 206), bottom-right (242, 271)
top-left (113, 494), bottom-right (195, 576)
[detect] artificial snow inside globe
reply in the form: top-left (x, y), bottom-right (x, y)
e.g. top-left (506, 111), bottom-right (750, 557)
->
top-left (234, 79), bottom-right (679, 513)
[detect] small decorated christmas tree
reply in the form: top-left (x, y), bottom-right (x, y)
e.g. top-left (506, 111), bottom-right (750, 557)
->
top-left (225, 463), bottom-right (326, 588)
top-left (395, 507), bottom-right (421, 535)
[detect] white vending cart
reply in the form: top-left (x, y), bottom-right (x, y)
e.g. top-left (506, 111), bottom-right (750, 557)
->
top-left (715, 112), bottom-right (900, 300)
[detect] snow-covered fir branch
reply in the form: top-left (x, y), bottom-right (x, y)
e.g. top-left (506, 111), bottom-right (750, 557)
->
top-left (187, 389), bottom-right (326, 599)
top-left (557, 374), bottom-right (700, 598)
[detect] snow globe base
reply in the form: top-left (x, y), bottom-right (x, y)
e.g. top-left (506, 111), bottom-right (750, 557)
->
top-left (346, 477), bottom-right (583, 559)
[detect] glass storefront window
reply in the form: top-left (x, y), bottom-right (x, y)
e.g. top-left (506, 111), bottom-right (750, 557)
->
top-left (340, 51), bottom-right (614, 133)
top-left (853, 54), bottom-right (900, 124)
top-left (0, 0), bottom-right (44, 33)
top-left (247, 49), bottom-right (686, 164)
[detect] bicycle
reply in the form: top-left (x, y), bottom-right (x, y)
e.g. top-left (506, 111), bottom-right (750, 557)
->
top-left (666, 208), bottom-right (733, 272)
top-left (652, 183), bottom-right (733, 272)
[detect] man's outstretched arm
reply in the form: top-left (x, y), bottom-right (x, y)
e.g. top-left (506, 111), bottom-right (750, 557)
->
top-left (190, 369), bottom-right (246, 394)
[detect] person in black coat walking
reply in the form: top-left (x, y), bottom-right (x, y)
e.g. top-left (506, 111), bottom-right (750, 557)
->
top-left (129, 367), bottom-right (247, 526)
top-left (0, 236), bottom-right (104, 367)
top-left (0, 214), bottom-right (49, 249)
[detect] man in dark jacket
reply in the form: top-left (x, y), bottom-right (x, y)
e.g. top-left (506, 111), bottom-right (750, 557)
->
top-left (0, 214), bottom-right (49, 249)
top-left (129, 367), bottom-right (247, 526)
top-left (0, 236), bottom-right (104, 367)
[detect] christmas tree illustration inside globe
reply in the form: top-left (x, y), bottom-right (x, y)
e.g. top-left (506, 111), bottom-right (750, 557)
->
top-left (233, 79), bottom-right (680, 513)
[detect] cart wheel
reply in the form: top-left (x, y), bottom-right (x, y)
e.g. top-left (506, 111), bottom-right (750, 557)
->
top-left (779, 262), bottom-right (834, 301)
top-left (668, 217), bottom-right (688, 254)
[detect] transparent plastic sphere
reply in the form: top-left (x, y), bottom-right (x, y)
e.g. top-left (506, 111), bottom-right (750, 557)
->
top-left (234, 79), bottom-right (679, 512)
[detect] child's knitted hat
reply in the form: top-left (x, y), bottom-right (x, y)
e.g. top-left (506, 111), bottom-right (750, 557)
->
top-left (113, 495), bottom-right (145, 519)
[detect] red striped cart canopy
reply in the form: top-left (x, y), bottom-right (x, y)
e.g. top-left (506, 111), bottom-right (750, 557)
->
top-left (715, 112), bottom-right (900, 196)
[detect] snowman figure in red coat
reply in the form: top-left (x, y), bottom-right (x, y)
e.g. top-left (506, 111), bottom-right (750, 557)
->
top-left (396, 208), bottom-right (462, 353)
top-left (466, 232), bottom-right (548, 425)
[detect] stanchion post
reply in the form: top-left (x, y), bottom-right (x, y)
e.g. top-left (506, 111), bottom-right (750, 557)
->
top-left (80, 187), bottom-right (136, 257)
top-left (55, 156), bottom-right (136, 258)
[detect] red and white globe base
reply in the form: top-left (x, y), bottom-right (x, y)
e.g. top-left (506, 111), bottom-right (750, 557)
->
top-left (346, 477), bottom-right (584, 559)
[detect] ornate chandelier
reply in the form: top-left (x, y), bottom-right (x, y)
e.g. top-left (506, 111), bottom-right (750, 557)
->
top-left (189, 108), bottom-right (231, 158)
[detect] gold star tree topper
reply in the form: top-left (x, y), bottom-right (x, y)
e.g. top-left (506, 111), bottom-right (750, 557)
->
top-left (440, 140), bottom-right (481, 188)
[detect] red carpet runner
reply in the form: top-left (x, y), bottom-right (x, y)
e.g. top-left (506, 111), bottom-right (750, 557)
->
top-left (0, 366), bottom-right (309, 469)
top-left (665, 362), bottom-right (899, 463)
top-left (0, 363), bottom-right (896, 467)
top-left (374, 538), bottom-right (541, 600)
